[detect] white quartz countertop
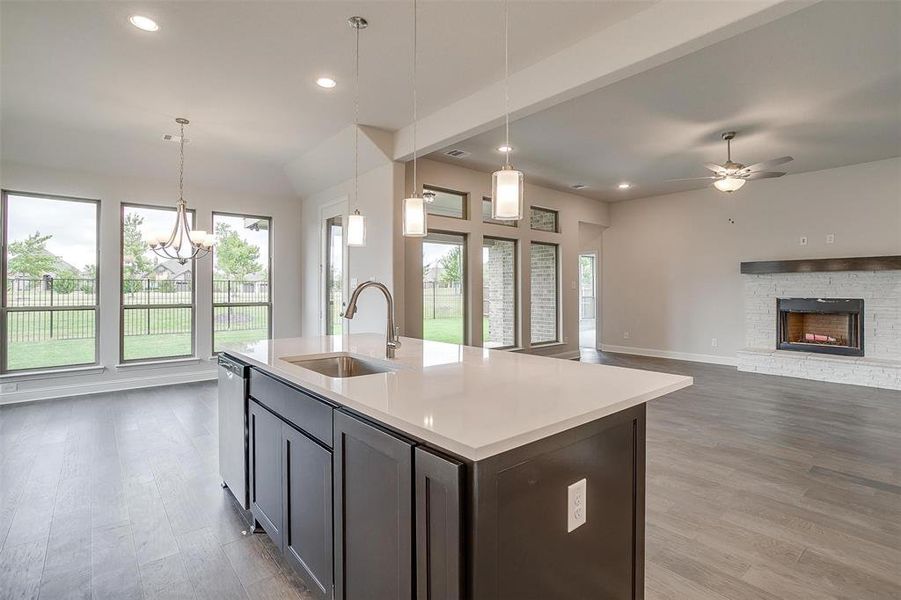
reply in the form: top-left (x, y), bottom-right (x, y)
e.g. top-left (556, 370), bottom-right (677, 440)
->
top-left (223, 334), bottom-right (692, 461)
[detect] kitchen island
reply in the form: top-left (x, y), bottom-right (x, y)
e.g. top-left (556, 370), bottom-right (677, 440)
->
top-left (220, 334), bottom-right (691, 600)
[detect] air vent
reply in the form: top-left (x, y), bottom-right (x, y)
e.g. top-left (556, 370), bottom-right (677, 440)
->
top-left (443, 149), bottom-right (470, 158)
top-left (571, 184), bottom-right (587, 190)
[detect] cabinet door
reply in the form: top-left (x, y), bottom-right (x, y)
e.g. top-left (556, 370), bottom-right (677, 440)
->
top-left (415, 447), bottom-right (464, 600)
top-left (250, 401), bottom-right (283, 548)
top-left (283, 424), bottom-right (333, 600)
top-left (334, 411), bottom-right (413, 600)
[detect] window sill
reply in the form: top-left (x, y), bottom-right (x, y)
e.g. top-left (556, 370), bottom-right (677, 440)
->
top-left (1, 365), bottom-right (106, 381)
top-left (115, 356), bottom-right (205, 370)
top-left (528, 341), bottom-right (566, 350)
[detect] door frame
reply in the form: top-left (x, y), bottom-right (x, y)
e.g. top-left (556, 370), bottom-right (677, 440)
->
top-left (578, 251), bottom-right (599, 350)
top-left (319, 197), bottom-right (348, 335)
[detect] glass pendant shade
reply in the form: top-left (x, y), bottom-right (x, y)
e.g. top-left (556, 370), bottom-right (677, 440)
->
top-left (491, 165), bottom-right (524, 220)
top-left (149, 198), bottom-right (213, 264)
top-left (402, 196), bottom-right (427, 237)
top-left (714, 176), bottom-right (746, 192)
top-left (347, 210), bottom-right (366, 247)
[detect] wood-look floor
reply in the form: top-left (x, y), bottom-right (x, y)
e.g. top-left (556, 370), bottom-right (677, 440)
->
top-left (1, 352), bottom-right (899, 599)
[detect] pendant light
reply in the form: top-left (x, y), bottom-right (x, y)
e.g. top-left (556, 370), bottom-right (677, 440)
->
top-left (346, 16), bottom-right (368, 247)
top-left (491, 0), bottom-right (524, 221)
top-left (149, 118), bottom-right (213, 263)
top-left (402, 0), bottom-right (427, 237)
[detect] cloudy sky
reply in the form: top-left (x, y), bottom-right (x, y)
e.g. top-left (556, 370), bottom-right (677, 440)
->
top-left (6, 194), bottom-right (270, 275)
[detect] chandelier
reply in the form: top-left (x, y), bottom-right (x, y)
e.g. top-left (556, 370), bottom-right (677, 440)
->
top-left (148, 117), bottom-right (213, 263)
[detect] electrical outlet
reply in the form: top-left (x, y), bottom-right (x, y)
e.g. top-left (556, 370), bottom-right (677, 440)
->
top-left (826, 233), bottom-right (835, 244)
top-left (1, 383), bottom-right (17, 393)
top-left (567, 478), bottom-right (587, 533)
top-left (799, 236), bottom-right (808, 246)
top-left (571, 280), bottom-right (577, 290)
top-left (711, 338), bottom-right (718, 348)
top-left (623, 331), bottom-right (630, 340)
top-left (350, 277), bottom-right (358, 288)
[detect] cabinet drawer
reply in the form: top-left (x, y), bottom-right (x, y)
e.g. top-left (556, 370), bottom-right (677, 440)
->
top-left (250, 369), bottom-right (333, 447)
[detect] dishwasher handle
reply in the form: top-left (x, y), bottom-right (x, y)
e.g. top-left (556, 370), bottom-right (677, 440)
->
top-left (218, 355), bottom-right (248, 378)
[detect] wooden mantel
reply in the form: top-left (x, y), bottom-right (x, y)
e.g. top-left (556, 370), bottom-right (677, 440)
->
top-left (740, 256), bottom-right (901, 274)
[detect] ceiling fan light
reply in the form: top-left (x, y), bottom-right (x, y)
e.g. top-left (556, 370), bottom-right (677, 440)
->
top-left (714, 176), bottom-right (746, 193)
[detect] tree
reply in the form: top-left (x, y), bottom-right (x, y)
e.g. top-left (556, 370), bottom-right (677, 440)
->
top-left (215, 222), bottom-right (261, 281)
top-left (437, 246), bottom-right (463, 286)
top-left (52, 268), bottom-right (78, 294)
top-left (8, 232), bottom-right (55, 278)
top-left (123, 212), bottom-right (153, 294)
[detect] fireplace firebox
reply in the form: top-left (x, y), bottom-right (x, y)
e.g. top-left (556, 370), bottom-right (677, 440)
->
top-left (777, 298), bottom-right (864, 356)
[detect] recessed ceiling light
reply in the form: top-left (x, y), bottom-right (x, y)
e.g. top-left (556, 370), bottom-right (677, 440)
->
top-left (497, 145), bottom-right (513, 153)
top-left (129, 15), bottom-right (159, 32)
top-left (316, 77), bottom-right (337, 89)
top-left (617, 182), bottom-right (632, 189)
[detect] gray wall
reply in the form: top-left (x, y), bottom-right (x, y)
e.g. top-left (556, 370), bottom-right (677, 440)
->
top-left (601, 157), bottom-right (901, 363)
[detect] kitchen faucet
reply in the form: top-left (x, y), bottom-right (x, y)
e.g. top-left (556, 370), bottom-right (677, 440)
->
top-left (342, 281), bottom-right (401, 359)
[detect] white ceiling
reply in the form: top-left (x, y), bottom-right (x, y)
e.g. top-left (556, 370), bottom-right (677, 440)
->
top-left (428, 1), bottom-right (901, 201)
top-left (0, 0), bottom-right (655, 195)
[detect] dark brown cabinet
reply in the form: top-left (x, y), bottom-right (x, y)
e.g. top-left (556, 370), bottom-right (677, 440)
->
top-left (250, 400), bottom-right (284, 548)
top-left (283, 423), bottom-right (333, 600)
top-left (333, 410), bottom-right (414, 600)
top-left (415, 447), bottom-right (464, 600)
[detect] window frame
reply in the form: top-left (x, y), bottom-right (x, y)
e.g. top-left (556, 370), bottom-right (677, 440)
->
top-left (529, 206), bottom-right (559, 233)
top-left (211, 211), bottom-right (273, 354)
top-left (482, 235), bottom-right (518, 350)
top-left (529, 241), bottom-right (560, 346)
top-left (1, 189), bottom-right (101, 374)
top-left (422, 229), bottom-right (468, 345)
top-left (423, 185), bottom-right (469, 221)
top-left (119, 202), bottom-right (197, 364)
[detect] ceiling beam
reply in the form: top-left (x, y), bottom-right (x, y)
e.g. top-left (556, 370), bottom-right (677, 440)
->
top-left (392, 0), bottom-right (816, 162)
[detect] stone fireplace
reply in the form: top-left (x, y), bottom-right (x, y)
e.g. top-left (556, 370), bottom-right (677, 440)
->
top-left (777, 298), bottom-right (863, 357)
top-left (737, 256), bottom-right (900, 390)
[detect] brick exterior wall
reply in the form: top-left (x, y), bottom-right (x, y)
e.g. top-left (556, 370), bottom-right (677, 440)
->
top-left (738, 271), bottom-right (901, 389)
top-left (529, 208), bottom-right (557, 232)
top-left (530, 243), bottom-right (558, 343)
top-left (485, 240), bottom-right (516, 347)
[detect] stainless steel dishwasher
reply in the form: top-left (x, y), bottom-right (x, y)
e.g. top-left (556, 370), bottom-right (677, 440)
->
top-left (218, 354), bottom-right (250, 509)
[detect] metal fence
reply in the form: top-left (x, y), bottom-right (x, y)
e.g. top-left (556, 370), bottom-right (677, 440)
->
top-left (422, 282), bottom-right (464, 319)
top-left (4, 277), bottom-right (267, 343)
top-left (5, 277), bottom-right (97, 307)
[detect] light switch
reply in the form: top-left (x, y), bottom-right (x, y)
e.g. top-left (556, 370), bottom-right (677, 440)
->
top-left (826, 233), bottom-right (835, 244)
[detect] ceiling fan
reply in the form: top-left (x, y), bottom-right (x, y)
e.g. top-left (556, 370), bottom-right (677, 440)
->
top-left (673, 132), bottom-right (793, 192)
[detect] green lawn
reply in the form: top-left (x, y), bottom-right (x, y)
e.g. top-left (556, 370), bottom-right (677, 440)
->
top-left (422, 317), bottom-right (490, 345)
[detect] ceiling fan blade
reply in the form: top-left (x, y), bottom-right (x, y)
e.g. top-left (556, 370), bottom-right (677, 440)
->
top-left (742, 156), bottom-right (793, 172)
top-left (704, 163), bottom-right (726, 173)
top-left (746, 171), bottom-right (785, 180)
top-left (664, 176), bottom-right (718, 182)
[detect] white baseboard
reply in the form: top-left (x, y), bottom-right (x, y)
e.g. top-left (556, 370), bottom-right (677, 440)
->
top-left (1, 370), bottom-right (217, 405)
top-left (599, 344), bottom-right (738, 367)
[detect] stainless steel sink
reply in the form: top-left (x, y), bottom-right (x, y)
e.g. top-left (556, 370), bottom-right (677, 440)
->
top-left (286, 354), bottom-right (395, 378)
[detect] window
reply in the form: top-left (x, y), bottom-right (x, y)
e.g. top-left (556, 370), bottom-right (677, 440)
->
top-left (424, 186), bottom-right (467, 219)
top-left (530, 242), bottom-right (558, 344)
top-left (213, 213), bottom-right (272, 353)
top-left (481, 197), bottom-right (516, 227)
top-left (2, 191), bottom-right (99, 372)
top-left (324, 215), bottom-right (343, 335)
top-left (121, 204), bottom-right (195, 362)
top-left (422, 232), bottom-right (466, 344)
top-left (530, 207), bottom-right (558, 232)
top-left (482, 237), bottom-right (516, 348)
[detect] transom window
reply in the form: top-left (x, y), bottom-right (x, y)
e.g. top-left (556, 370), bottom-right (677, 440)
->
top-left (530, 207), bottom-right (558, 233)
top-left (424, 186), bottom-right (467, 219)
